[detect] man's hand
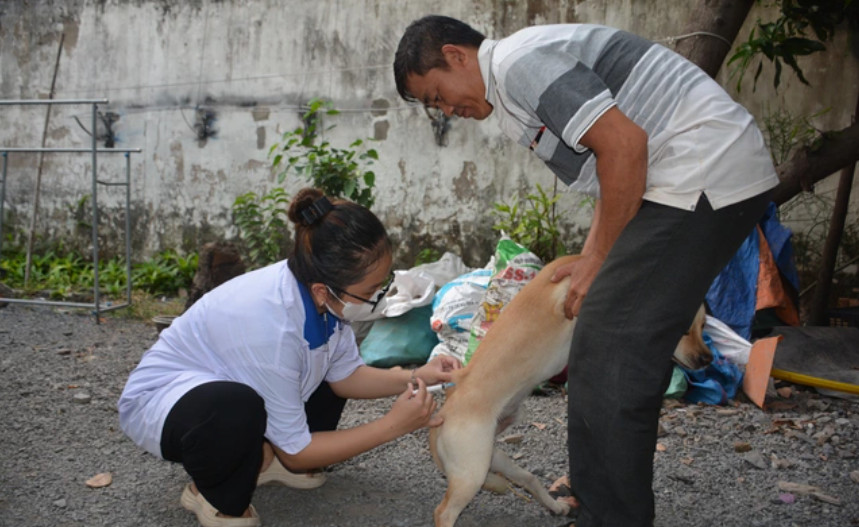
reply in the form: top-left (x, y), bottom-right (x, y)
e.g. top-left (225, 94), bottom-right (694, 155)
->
top-left (550, 253), bottom-right (604, 319)
top-left (551, 107), bottom-right (646, 320)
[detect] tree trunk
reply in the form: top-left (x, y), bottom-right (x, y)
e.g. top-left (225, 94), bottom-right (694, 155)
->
top-left (673, 0), bottom-right (755, 78)
top-left (808, 163), bottom-right (856, 324)
top-left (807, 89), bottom-right (859, 325)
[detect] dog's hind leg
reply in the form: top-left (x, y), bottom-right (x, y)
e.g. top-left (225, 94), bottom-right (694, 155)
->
top-left (482, 471), bottom-right (509, 494)
top-left (489, 449), bottom-right (571, 516)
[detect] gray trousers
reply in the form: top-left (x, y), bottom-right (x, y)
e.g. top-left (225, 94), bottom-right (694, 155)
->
top-left (567, 190), bottom-right (772, 527)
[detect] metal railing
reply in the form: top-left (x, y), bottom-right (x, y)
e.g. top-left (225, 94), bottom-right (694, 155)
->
top-left (0, 98), bottom-right (142, 321)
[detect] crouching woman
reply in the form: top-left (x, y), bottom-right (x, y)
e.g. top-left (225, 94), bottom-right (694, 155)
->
top-left (118, 187), bottom-right (458, 527)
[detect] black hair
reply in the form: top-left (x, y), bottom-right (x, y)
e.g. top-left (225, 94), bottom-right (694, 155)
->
top-left (287, 188), bottom-right (391, 291)
top-left (393, 15), bottom-right (486, 102)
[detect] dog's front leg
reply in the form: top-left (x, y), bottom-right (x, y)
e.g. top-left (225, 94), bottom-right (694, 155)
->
top-left (433, 422), bottom-right (495, 527)
top-left (489, 448), bottom-right (571, 516)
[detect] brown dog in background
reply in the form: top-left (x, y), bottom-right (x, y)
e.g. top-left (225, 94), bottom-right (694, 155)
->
top-left (429, 255), bottom-right (711, 527)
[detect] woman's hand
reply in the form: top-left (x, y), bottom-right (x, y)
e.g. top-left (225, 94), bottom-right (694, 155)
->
top-left (386, 378), bottom-right (442, 434)
top-left (415, 355), bottom-right (461, 385)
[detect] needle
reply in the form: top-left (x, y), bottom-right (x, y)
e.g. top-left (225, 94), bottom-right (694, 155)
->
top-left (413, 382), bottom-right (455, 395)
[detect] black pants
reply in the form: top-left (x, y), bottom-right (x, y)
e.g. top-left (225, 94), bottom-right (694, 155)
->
top-left (567, 191), bottom-right (772, 527)
top-left (161, 381), bottom-right (346, 516)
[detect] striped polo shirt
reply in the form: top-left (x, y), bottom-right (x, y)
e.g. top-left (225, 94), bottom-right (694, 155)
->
top-left (478, 24), bottom-right (779, 210)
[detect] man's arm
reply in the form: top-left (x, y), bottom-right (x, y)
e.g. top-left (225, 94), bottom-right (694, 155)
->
top-left (551, 106), bottom-right (647, 318)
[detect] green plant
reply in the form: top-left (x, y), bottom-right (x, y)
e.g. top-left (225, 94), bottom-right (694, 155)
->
top-left (269, 98), bottom-right (377, 209)
top-left (1, 243), bottom-right (196, 301)
top-left (132, 250), bottom-right (198, 296)
top-left (232, 187), bottom-right (290, 267)
top-left (98, 258), bottom-right (131, 297)
top-left (492, 183), bottom-right (568, 263)
top-left (728, 0), bottom-right (857, 91)
top-left (414, 247), bottom-right (442, 266)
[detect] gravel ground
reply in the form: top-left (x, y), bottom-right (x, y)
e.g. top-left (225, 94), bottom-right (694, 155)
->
top-left (1, 304), bottom-right (858, 527)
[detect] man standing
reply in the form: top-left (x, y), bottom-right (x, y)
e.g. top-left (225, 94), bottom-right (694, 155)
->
top-left (394, 15), bottom-right (778, 527)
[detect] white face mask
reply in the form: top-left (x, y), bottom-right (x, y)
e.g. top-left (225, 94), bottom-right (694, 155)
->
top-left (325, 286), bottom-right (388, 322)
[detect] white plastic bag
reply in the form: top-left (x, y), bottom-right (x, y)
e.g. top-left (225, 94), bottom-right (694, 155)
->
top-left (353, 252), bottom-right (474, 322)
top-left (410, 252), bottom-right (473, 289)
top-left (345, 269), bottom-right (435, 322)
top-left (703, 315), bottom-right (752, 365)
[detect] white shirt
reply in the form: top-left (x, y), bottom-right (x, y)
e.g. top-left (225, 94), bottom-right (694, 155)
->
top-left (478, 24), bottom-right (779, 210)
top-left (118, 260), bottom-right (364, 458)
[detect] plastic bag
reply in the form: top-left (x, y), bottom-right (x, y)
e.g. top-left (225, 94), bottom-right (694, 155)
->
top-left (410, 252), bottom-right (473, 291)
top-left (359, 305), bottom-right (439, 367)
top-left (349, 268), bottom-right (437, 322)
top-left (703, 314), bottom-right (753, 365)
top-left (352, 252), bottom-right (473, 323)
top-left (464, 238), bottom-right (544, 364)
top-left (427, 268), bottom-right (492, 363)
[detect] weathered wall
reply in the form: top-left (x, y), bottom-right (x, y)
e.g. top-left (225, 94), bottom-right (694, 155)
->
top-left (1, 0), bottom-right (857, 267)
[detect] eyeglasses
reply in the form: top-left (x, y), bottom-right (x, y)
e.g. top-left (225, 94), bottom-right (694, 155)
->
top-left (331, 271), bottom-right (395, 311)
top-left (424, 94), bottom-right (446, 121)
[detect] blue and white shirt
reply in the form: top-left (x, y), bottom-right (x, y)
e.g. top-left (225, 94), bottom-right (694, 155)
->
top-left (479, 24), bottom-right (779, 210)
top-left (118, 260), bottom-right (364, 458)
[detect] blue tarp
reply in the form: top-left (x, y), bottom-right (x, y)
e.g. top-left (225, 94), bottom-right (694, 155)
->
top-left (705, 203), bottom-right (799, 340)
top-left (681, 335), bottom-right (743, 405)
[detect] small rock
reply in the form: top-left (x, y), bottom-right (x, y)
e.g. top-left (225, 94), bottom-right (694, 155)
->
top-left (72, 392), bottom-right (92, 404)
top-left (806, 399), bottom-right (830, 412)
top-left (776, 386), bottom-right (793, 398)
top-left (850, 470), bottom-right (859, 484)
top-left (53, 498), bottom-right (67, 508)
top-left (813, 424), bottom-right (837, 445)
top-left (741, 450), bottom-right (768, 470)
top-left (769, 454), bottom-right (794, 470)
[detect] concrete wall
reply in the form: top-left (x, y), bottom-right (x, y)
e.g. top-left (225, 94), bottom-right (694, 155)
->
top-left (1, 0), bottom-right (857, 268)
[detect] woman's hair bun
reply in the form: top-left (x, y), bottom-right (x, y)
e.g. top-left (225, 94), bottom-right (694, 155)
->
top-left (288, 188), bottom-right (330, 226)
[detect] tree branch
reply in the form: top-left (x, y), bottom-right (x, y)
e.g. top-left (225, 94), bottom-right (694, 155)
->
top-left (773, 122), bottom-right (859, 205)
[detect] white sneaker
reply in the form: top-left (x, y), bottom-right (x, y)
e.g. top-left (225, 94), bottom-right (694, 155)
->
top-left (256, 456), bottom-right (326, 489)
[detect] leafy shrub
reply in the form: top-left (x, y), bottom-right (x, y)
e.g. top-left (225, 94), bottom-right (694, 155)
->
top-left (232, 187), bottom-right (290, 268)
top-left (0, 246), bottom-right (196, 299)
top-left (269, 98), bottom-right (377, 209)
top-left (132, 250), bottom-right (198, 296)
top-left (491, 184), bottom-right (569, 263)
